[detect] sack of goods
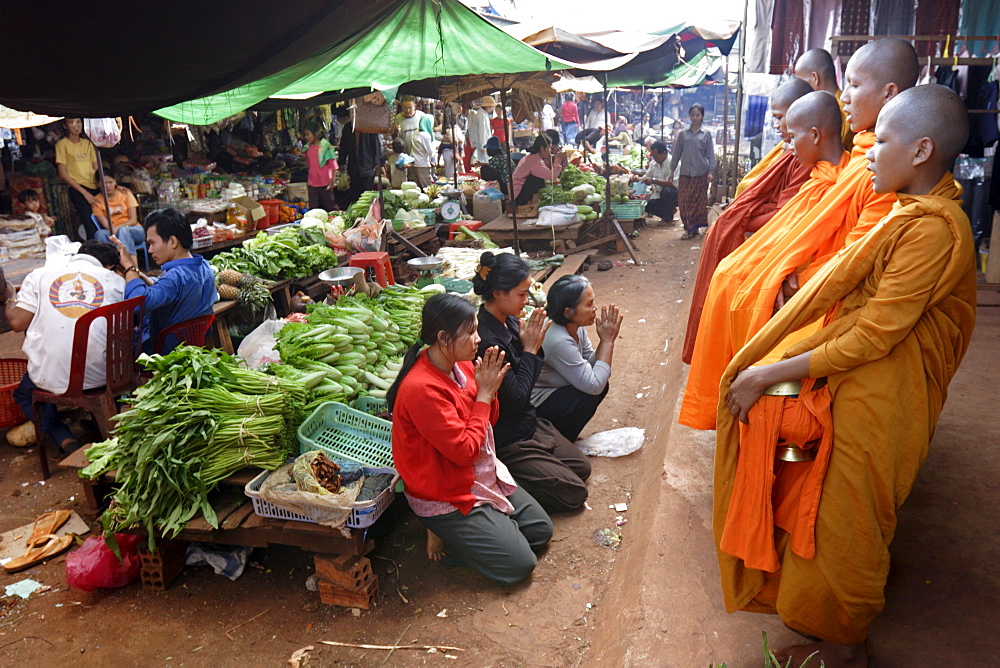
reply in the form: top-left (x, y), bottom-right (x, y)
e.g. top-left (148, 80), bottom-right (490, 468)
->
top-left (0, 217), bottom-right (44, 259)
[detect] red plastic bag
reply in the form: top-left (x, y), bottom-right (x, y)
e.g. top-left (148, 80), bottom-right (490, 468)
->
top-left (65, 534), bottom-right (142, 591)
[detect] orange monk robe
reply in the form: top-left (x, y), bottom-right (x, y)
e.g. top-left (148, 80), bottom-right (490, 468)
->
top-left (683, 148), bottom-right (812, 364)
top-left (713, 174), bottom-right (976, 644)
top-left (679, 131), bottom-right (895, 430)
top-left (734, 141), bottom-right (785, 198)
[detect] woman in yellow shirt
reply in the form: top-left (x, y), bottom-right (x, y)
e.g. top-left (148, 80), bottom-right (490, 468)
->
top-left (55, 118), bottom-right (98, 237)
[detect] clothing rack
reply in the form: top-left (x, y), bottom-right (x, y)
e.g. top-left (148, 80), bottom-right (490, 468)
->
top-left (830, 35), bottom-right (1000, 64)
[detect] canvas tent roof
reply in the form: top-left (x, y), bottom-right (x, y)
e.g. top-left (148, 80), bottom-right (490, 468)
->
top-left (154, 0), bottom-right (569, 125)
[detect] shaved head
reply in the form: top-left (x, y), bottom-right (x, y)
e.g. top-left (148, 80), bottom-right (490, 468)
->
top-left (794, 49), bottom-right (838, 92)
top-left (772, 78), bottom-right (815, 109)
top-left (880, 84), bottom-right (969, 166)
top-left (786, 91), bottom-right (843, 137)
top-left (850, 38), bottom-right (919, 90)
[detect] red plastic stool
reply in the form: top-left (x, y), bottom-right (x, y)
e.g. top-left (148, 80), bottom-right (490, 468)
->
top-left (349, 252), bottom-right (395, 287)
top-left (448, 220), bottom-right (483, 240)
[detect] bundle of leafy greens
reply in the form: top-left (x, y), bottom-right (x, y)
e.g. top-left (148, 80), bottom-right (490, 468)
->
top-left (81, 346), bottom-right (307, 554)
top-left (210, 228), bottom-right (337, 280)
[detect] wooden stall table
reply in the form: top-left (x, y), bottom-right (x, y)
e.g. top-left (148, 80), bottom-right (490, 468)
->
top-left (481, 213), bottom-right (585, 250)
top-left (190, 237), bottom-right (245, 259)
top-left (58, 450), bottom-right (377, 600)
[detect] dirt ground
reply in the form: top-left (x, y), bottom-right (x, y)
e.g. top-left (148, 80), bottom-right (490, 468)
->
top-left (1, 225), bottom-right (998, 667)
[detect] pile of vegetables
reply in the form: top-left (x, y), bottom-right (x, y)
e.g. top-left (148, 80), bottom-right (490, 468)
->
top-left (611, 145), bottom-right (647, 171)
top-left (344, 190), bottom-right (405, 223)
top-left (390, 182), bottom-right (432, 209)
top-left (539, 184), bottom-right (575, 207)
top-left (211, 228), bottom-right (337, 280)
top-left (267, 290), bottom-right (437, 408)
top-left (560, 163), bottom-right (607, 193)
top-left (81, 346), bottom-right (307, 552)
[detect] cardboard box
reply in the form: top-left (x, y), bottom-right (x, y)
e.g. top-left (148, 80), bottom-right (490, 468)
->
top-left (231, 196), bottom-right (266, 224)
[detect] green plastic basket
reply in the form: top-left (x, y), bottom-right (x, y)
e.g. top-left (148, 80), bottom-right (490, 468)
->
top-left (297, 402), bottom-right (393, 468)
top-left (352, 395), bottom-right (388, 417)
top-left (610, 200), bottom-right (647, 220)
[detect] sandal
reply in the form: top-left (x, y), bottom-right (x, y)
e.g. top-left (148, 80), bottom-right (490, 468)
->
top-left (26, 510), bottom-right (71, 548)
top-left (680, 230), bottom-right (696, 240)
top-left (3, 533), bottom-right (74, 573)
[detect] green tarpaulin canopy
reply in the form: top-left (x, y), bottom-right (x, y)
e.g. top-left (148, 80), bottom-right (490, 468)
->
top-left (156, 0), bottom-right (568, 125)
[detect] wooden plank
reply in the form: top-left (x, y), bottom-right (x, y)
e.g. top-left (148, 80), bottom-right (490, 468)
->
top-left (567, 235), bottom-right (618, 255)
top-left (541, 254), bottom-right (589, 289)
top-left (221, 503), bottom-right (256, 530)
top-left (987, 212), bottom-right (1000, 285)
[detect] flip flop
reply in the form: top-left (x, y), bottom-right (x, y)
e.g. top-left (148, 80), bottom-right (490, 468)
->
top-left (3, 533), bottom-right (74, 573)
top-left (26, 510), bottom-right (71, 548)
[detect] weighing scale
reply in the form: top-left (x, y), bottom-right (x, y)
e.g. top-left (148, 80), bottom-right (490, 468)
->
top-left (318, 266), bottom-right (364, 300)
top-left (407, 255), bottom-right (444, 288)
top-left (440, 200), bottom-right (463, 224)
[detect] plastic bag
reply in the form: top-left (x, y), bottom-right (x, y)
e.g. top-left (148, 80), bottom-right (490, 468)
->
top-left (45, 234), bottom-right (80, 266)
top-left (536, 204), bottom-right (580, 228)
top-left (65, 534), bottom-right (142, 591)
top-left (576, 427), bottom-right (646, 457)
top-left (258, 462), bottom-right (361, 535)
top-left (236, 318), bottom-right (288, 369)
top-left (83, 118), bottom-right (122, 148)
top-left (343, 218), bottom-right (386, 253)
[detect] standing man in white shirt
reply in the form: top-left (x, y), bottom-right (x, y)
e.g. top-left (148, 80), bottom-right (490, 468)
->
top-left (5, 240), bottom-right (125, 454)
top-left (468, 96), bottom-right (496, 164)
top-left (540, 99), bottom-right (556, 132)
top-left (393, 96), bottom-right (425, 155)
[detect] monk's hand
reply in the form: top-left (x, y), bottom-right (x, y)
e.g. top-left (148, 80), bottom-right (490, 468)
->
top-left (596, 304), bottom-right (623, 342)
top-left (474, 346), bottom-right (509, 404)
top-left (727, 367), bottom-right (769, 424)
top-left (519, 308), bottom-right (550, 355)
top-left (773, 273), bottom-right (801, 314)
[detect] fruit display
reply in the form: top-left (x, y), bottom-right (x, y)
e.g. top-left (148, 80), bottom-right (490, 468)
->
top-left (215, 268), bottom-right (272, 310)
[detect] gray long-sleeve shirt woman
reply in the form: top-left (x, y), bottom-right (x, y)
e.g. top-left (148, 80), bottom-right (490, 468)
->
top-left (530, 324), bottom-right (611, 407)
top-left (669, 127), bottom-right (716, 177)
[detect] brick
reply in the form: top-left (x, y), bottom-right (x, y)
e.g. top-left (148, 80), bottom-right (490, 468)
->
top-left (317, 578), bottom-right (379, 609)
top-left (139, 539), bottom-right (188, 591)
top-left (314, 555), bottom-right (374, 590)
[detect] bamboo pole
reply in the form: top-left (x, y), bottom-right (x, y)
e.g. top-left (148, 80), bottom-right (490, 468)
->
top-left (498, 84), bottom-right (520, 255)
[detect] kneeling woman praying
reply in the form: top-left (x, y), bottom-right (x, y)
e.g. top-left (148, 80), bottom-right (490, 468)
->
top-left (388, 294), bottom-right (553, 585)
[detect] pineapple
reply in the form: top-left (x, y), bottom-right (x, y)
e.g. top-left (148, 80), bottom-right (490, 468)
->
top-left (218, 269), bottom-right (244, 287)
top-left (217, 284), bottom-right (239, 301)
top-left (238, 281), bottom-right (271, 311)
top-left (238, 273), bottom-right (258, 290)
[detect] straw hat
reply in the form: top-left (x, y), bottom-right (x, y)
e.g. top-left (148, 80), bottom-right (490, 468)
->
top-left (480, 96), bottom-right (497, 108)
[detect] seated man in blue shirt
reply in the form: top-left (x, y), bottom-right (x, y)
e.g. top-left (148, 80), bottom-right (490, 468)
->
top-left (114, 208), bottom-right (217, 353)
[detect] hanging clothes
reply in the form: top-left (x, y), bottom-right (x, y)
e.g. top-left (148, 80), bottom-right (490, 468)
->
top-left (958, 0), bottom-right (1000, 58)
top-left (744, 96), bottom-right (768, 139)
top-left (873, 0), bottom-right (915, 39)
top-left (769, 0), bottom-right (804, 75)
top-left (914, 0), bottom-right (960, 57)
top-left (838, 0), bottom-right (871, 56)
top-left (805, 0), bottom-right (839, 51)
top-left (748, 0), bottom-right (775, 74)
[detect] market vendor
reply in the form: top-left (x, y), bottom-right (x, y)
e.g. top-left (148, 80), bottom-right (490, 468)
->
top-left (531, 275), bottom-right (621, 443)
top-left (6, 240), bottom-right (125, 454)
top-left (511, 134), bottom-right (567, 206)
top-left (478, 137), bottom-right (513, 194)
top-left (114, 208), bottom-right (217, 354)
top-left (55, 118), bottom-right (99, 236)
top-left (474, 252), bottom-right (591, 514)
top-left (91, 172), bottom-right (145, 256)
top-left (635, 141), bottom-right (677, 224)
top-left (303, 122), bottom-right (338, 212)
top-left (394, 96), bottom-right (425, 155)
top-left (574, 126), bottom-right (606, 156)
top-left (388, 293), bottom-right (552, 585)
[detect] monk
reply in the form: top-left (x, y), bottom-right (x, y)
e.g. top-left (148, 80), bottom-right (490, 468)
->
top-left (716, 83), bottom-right (976, 667)
top-left (682, 79), bottom-right (814, 365)
top-left (794, 48), bottom-right (855, 149)
top-left (678, 39), bottom-right (917, 430)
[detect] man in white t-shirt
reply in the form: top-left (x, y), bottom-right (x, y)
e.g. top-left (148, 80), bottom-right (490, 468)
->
top-left (636, 140), bottom-right (677, 224)
top-left (393, 97), bottom-right (425, 155)
top-left (6, 240), bottom-right (125, 454)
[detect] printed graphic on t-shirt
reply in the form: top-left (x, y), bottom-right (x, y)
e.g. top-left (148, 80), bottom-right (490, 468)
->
top-left (48, 272), bottom-right (106, 318)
